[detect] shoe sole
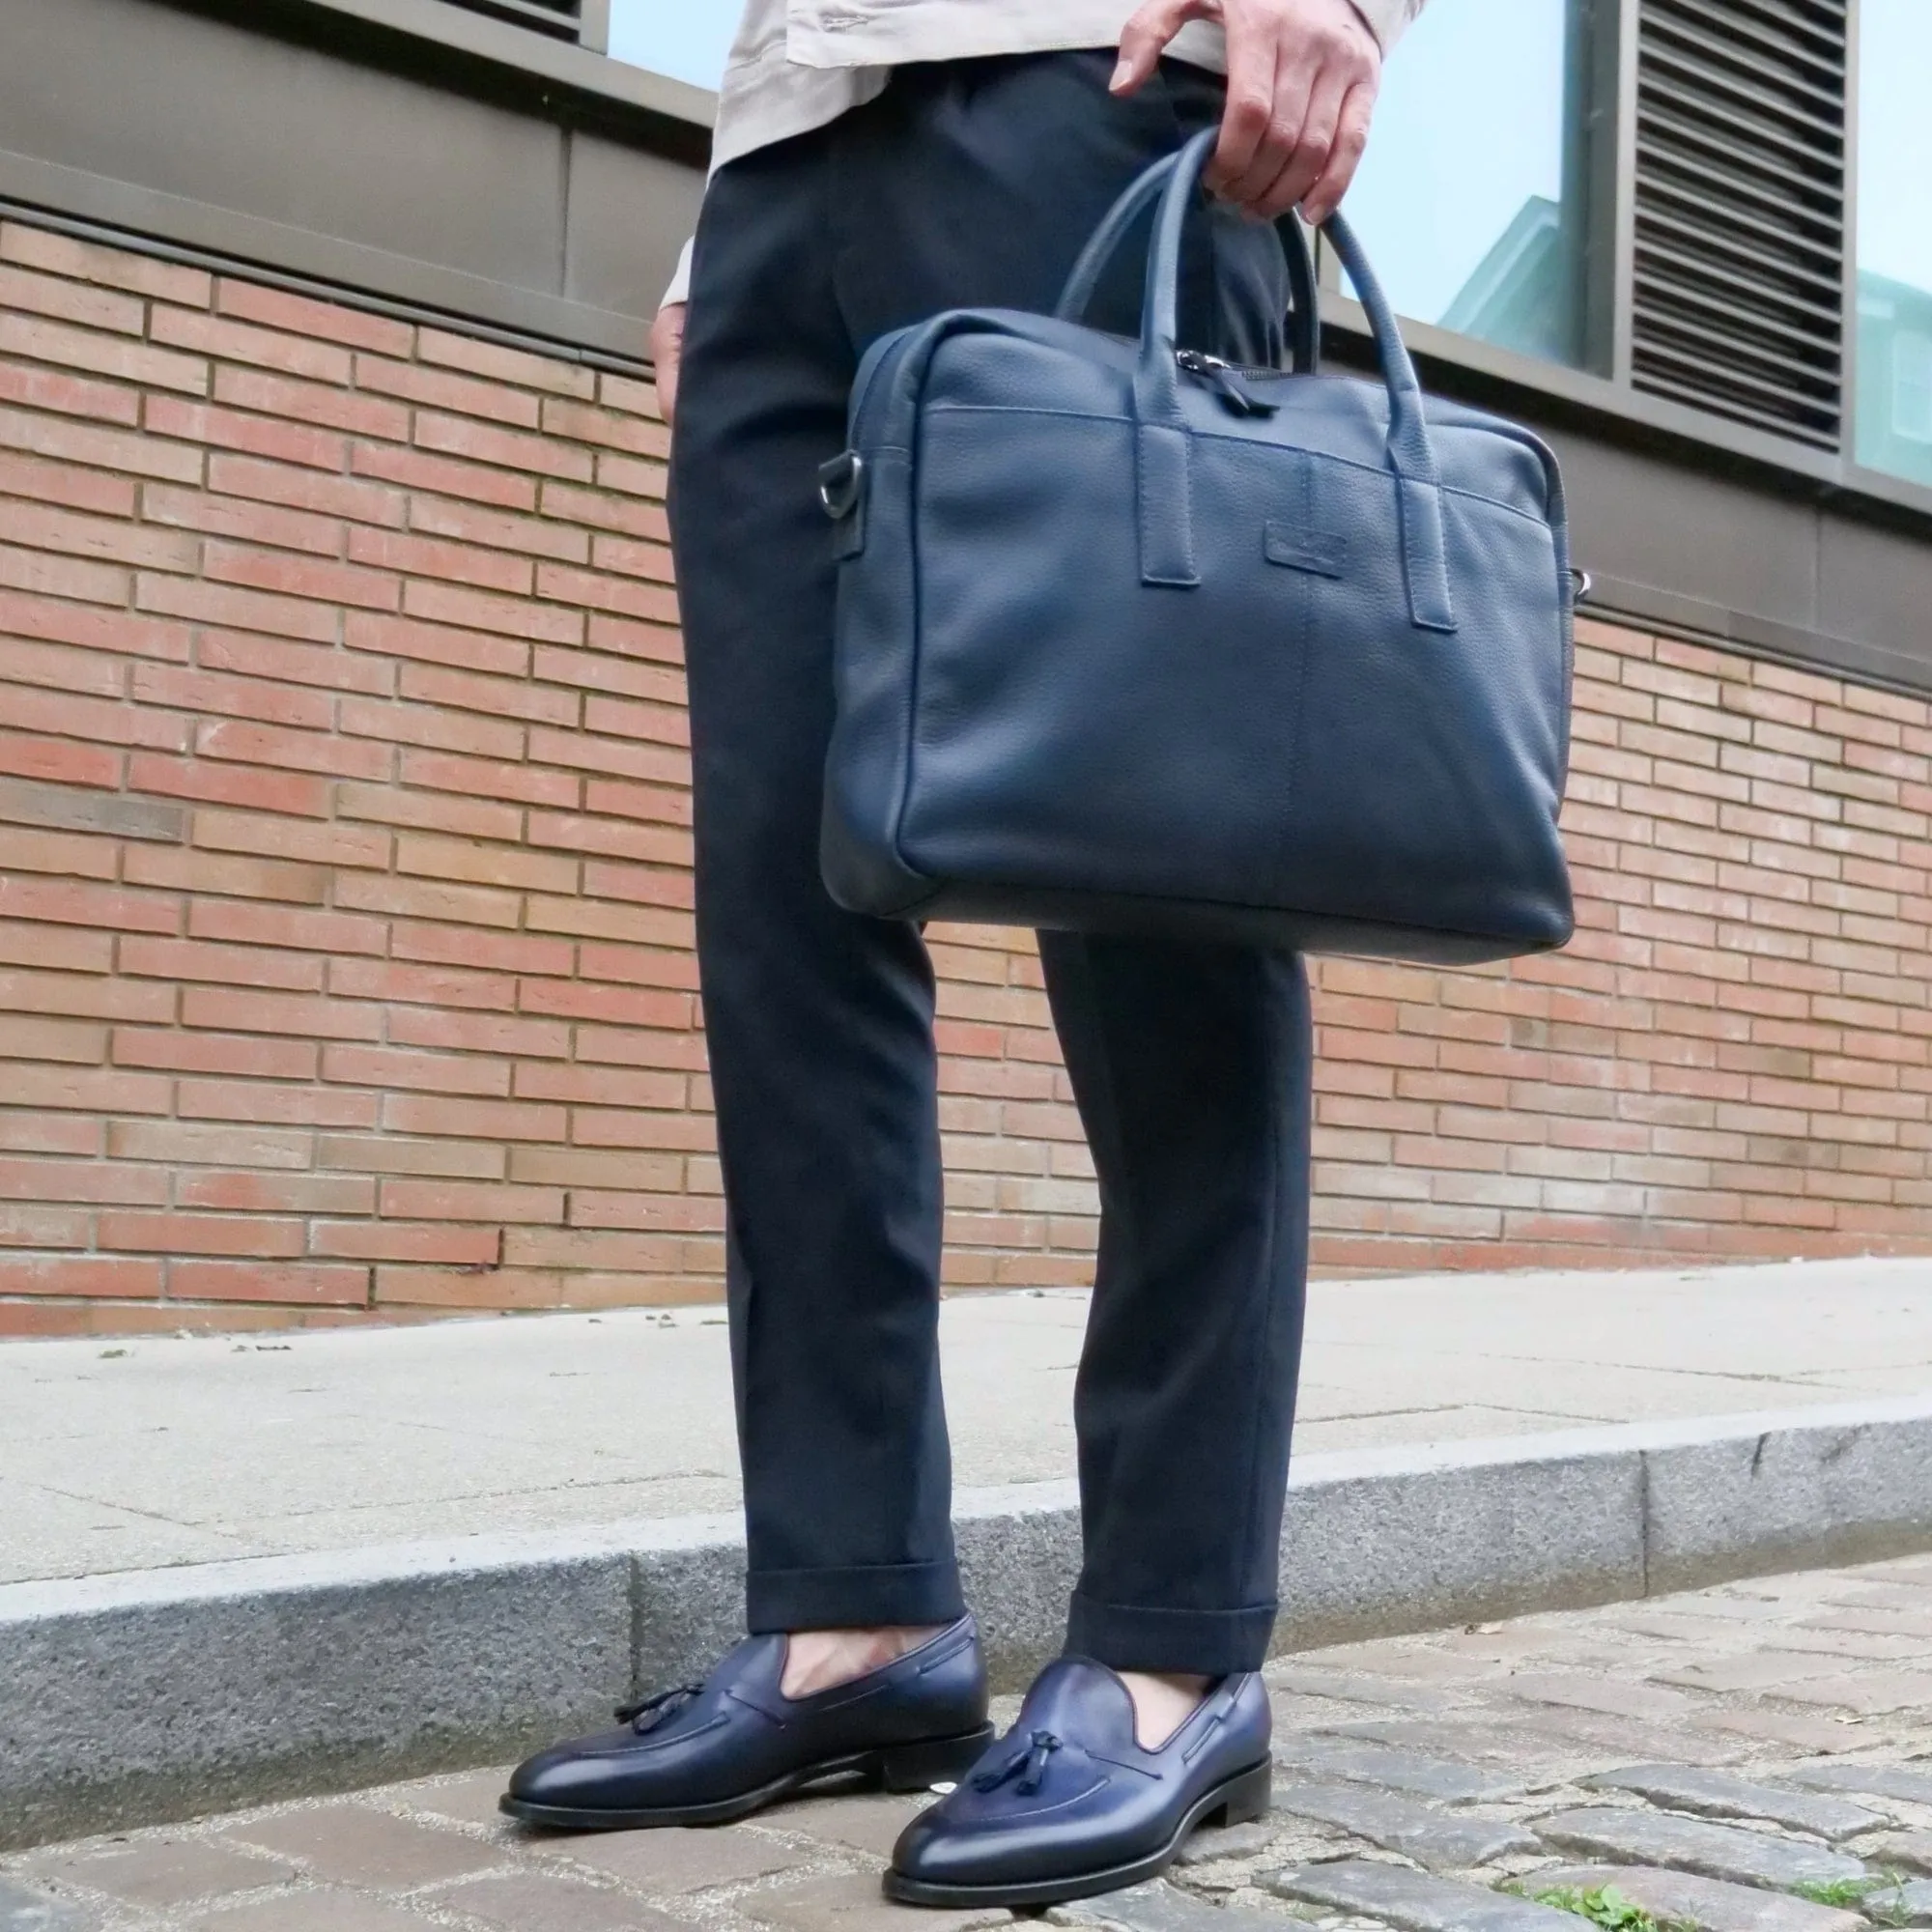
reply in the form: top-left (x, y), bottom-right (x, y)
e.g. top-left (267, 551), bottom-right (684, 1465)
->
top-left (497, 1723), bottom-right (996, 1832)
top-left (881, 1756), bottom-right (1272, 1909)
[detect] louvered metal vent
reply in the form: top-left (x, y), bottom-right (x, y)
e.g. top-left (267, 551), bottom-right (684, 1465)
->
top-left (440, 0), bottom-right (582, 39)
top-left (1632, 0), bottom-right (1847, 448)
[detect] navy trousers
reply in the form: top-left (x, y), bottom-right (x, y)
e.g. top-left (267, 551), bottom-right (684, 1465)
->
top-left (669, 50), bottom-right (1315, 1676)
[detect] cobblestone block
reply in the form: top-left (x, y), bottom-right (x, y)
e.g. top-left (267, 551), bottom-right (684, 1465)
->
top-left (1268, 1858), bottom-right (1581, 1932)
top-left (1777, 1677), bottom-right (1932, 1717)
top-left (391, 1769), bottom-right (520, 1830)
top-left (1526, 1863), bottom-right (1866, 1932)
top-left (1272, 1738), bottom-right (1529, 1802)
top-left (1796, 1613), bottom-right (1932, 1645)
top-left (1171, 1823), bottom-right (1278, 1867)
top-left (1323, 1718), bottom-right (1633, 1784)
top-left (433, 1871), bottom-right (690, 1930)
top-left (1881, 1879), bottom-right (1932, 1924)
top-left (178, 1892), bottom-right (440, 1930)
top-left (1052, 1878), bottom-right (1290, 1932)
top-left (24, 1836), bottom-right (296, 1906)
top-left (1505, 1676), bottom-right (1695, 1721)
top-left (1308, 1644), bottom-right (1505, 1687)
top-left (1653, 1656), bottom-right (1852, 1693)
top-left (541, 1823), bottom-right (810, 1892)
top-left (1579, 1766), bottom-right (1884, 1839)
top-left (1270, 1669), bottom-right (1469, 1713)
top-left (743, 1873), bottom-right (1011, 1932)
top-left (1533, 1806), bottom-right (1869, 1890)
top-left (1270, 1779), bottom-right (1537, 1869)
top-left (1756, 1631), bottom-right (1932, 1662)
top-left (1861, 1834), bottom-right (1932, 1876)
top-left (221, 1805), bottom-right (505, 1887)
top-left (762, 1794), bottom-right (930, 1861)
top-left (1270, 1691), bottom-right (1390, 1732)
top-left (1491, 1704), bottom-right (1748, 1766)
top-left (0, 1875), bottom-right (92, 1932)
top-left (1693, 1712), bottom-right (1868, 1755)
top-left (1825, 1588), bottom-right (1932, 1614)
top-left (1784, 1766), bottom-right (1932, 1805)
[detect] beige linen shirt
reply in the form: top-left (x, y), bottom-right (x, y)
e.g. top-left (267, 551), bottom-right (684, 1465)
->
top-left (661, 0), bottom-right (1426, 308)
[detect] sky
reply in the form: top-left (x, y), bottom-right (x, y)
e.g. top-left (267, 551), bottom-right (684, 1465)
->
top-left (608, 1), bottom-right (736, 88)
top-left (1340, 0), bottom-right (1571, 327)
top-left (1860, 0), bottom-right (1932, 297)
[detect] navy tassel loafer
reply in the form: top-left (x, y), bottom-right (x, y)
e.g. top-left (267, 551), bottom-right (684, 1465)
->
top-left (501, 1614), bottom-right (992, 1830)
top-left (884, 1656), bottom-right (1271, 1906)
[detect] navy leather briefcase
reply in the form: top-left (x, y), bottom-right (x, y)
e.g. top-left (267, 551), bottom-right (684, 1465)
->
top-left (817, 128), bottom-right (1577, 965)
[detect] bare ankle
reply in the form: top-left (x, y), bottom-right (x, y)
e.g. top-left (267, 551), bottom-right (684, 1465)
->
top-left (1117, 1669), bottom-right (1213, 1748)
top-left (780, 1623), bottom-right (949, 1699)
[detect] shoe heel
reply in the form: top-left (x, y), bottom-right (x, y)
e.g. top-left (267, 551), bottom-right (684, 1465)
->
top-left (873, 1724), bottom-right (996, 1793)
top-left (1208, 1759), bottom-right (1272, 1828)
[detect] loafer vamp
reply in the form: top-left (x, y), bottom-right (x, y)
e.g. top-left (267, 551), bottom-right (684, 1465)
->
top-left (506, 1614), bottom-right (991, 1820)
top-left (895, 1753), bottom-right (1172, 1885)
top-left (508, 1708), bottom-right (777, 1810)
top-left (891, 1658), bottom-right (1273, 1894)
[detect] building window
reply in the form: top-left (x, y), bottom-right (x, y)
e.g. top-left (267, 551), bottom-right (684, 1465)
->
top-left (1856, 0), bottom-right (1932, 487)
top-left (1894, 331), bottom-right (1932, 445)
top-left (606, 2), bottom-right (734, 87)
top-left (1338, 0), bottom-right (1596, 369)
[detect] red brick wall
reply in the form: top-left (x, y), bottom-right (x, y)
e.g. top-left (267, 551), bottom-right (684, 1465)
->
top-left (1314, 623), bottom-right (1932, 1272)
top-left (1, 217), bottom-right (1928, 1334)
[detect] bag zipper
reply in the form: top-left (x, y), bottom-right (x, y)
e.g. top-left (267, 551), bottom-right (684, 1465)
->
top-left (1176, 348), bottom-right (1281, 416)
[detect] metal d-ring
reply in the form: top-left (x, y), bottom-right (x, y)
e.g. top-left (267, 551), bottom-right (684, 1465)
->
top-left (817, 450), bottom-right (867, 521)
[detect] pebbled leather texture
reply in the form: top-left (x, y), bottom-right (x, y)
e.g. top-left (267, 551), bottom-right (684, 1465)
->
top-left (887, 1657), bottom-right (1272, 1901)
top-left (819, 129), bottom-right (1577, 964)
top-left (501, 1614), bottom-right (989, 1824)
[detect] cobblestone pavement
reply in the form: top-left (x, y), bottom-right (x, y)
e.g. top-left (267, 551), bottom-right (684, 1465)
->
top-left (10, 1553), bottom-right (1932, 1932)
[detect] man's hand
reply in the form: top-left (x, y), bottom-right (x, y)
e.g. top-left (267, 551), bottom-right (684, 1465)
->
top-left (1112, 0), bottom-right (1380, 224)
top-left (651, 301), bottom-right (686, 428)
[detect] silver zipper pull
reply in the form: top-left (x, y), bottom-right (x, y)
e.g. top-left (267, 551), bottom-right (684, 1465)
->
top-left (1177, 349), bottom-right (1278, 418)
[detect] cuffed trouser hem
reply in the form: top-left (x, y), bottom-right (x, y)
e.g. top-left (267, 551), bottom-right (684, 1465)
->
top-left (747, 1559), bottom-right (966, 1634)
top-left (1065, 1592), bottom-right (1279, 1675)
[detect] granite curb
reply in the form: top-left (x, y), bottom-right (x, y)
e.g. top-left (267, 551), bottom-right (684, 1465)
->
top-left (6, 1392), bottom-right (1932, 1851)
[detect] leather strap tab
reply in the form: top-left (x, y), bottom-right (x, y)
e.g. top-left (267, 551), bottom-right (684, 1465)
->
top-left (1397, 473), bottom-right (1458, 633)
top-left (1137, 422), bottom-right (1199, 587)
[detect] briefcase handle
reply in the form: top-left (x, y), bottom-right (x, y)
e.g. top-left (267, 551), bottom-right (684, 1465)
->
top-left (1054, 152), bottom-right (1321, 378)
top-left (1122, 129), bottom-right (1456, 631)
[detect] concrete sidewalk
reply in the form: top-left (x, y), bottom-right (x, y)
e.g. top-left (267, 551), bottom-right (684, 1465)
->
top-left (6, 1255), bottom-right (1932, 1587)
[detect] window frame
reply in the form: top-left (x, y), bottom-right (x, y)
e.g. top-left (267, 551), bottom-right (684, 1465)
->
top-left (1311, 0), bottom-right (1926, 526)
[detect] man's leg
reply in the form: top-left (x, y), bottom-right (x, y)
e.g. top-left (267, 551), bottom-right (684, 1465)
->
top-left (670, 136), bottom-right (964, 1638)
top-left (829, 51), bottom-right (1309, 1727)
top-left (501, 120), bottom-right (1004, 1829)
top-left (1043, 935), bottom-right (1313, 1690)
top-left (674, 46), bottom-right (1289, 1660)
